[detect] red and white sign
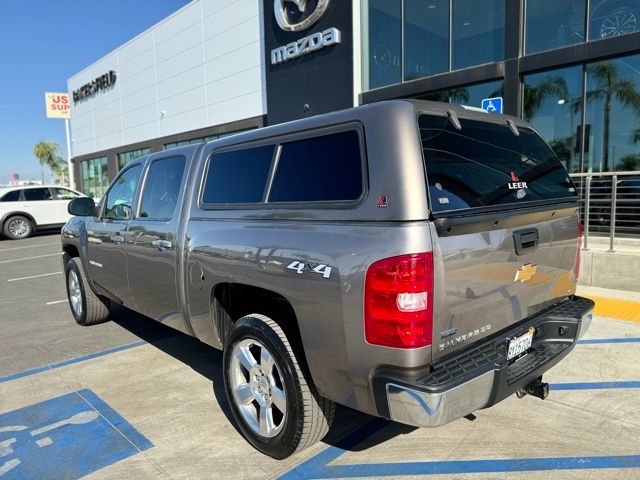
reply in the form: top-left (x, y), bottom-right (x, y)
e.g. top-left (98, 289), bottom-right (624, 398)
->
top-left (44, 92), bottom-right (70, 119)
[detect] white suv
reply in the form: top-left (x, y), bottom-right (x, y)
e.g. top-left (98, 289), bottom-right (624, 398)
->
top-left (0, 185), bottom-right (85, 239)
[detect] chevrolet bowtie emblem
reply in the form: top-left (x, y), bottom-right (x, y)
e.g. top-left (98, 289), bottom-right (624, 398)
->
top-left (515, 263), bottom-right (537, 283)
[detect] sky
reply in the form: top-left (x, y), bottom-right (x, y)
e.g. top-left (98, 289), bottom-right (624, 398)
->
top-left (0, 0), bottom-right (190, 185)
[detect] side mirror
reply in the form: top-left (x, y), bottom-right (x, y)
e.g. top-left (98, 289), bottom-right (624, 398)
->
top-left (68, 197), bottom-right (96, 216)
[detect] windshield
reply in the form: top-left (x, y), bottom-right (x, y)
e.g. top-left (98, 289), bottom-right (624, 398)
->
top-left (419, 114), bottom-right (578, 214)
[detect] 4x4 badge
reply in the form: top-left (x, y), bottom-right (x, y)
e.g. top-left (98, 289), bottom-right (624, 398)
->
top-left (287, 261), bottom-right (332, 279)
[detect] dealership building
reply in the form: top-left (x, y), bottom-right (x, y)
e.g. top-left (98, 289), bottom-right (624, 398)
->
top-left (68, 0), bottom-right (640, 197)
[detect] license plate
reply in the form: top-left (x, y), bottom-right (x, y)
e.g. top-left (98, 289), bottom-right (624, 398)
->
top-left (507, 327), bottom-right (534, 361)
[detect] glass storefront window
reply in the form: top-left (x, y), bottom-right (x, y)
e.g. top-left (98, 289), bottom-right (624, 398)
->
top-left (164, 138), bottom-right (204, 150)
top-left (523, 66), bottom-right (584, 173)
top-left (365, 0), bottom-right (401, 89)
top-left (81, 157), bottom-right (109, 199)
top-left (585, 54), bottom-right (640, 172)
top-left (416, 80), bottom-right (504, 109)
top-left (589, 0), bottom-right (640, 41)
top-left (455, 80), bottom-right (504, 107)
top-left (526, 0), bottom-right (586, 54)
top-left (118, 148), bottom-right (150, 170)
top-left (404, 0), bottom-right (449, 81)
top-left (452, 0), bottom-right (505, 70)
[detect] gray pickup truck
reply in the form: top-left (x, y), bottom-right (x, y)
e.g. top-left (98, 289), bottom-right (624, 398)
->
top-left (61, 100), bottom-right (594, 459)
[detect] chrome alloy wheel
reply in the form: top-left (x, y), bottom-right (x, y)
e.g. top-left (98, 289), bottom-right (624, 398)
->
top-left (68, 270), bottom-right (83, 317)
top-left (229, 339), bottom-right (287, 438)
top-left (7, 218), bottom-right (29, 238)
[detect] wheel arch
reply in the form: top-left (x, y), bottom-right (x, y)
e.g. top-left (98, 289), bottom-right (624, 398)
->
top-left (210, 283), bottom-right (312, 383)
top-left (1, 211), bottom-right (37, 229)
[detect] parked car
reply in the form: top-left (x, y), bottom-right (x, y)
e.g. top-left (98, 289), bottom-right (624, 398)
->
top-left (0, 185), bottom-right (84, 239)
top-left (60, 100), bottom-right (594, 459)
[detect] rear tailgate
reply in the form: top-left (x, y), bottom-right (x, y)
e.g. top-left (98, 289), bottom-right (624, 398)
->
top-left (419, 111), bottom-right (581, 361)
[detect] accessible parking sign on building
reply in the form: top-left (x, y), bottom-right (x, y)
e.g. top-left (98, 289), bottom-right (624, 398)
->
top-left (481, 97), bottom-right (503, 114)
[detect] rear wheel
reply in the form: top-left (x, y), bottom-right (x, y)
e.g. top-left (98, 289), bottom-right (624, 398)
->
top-left (3, 216), bottom-right (33, 240)
top-left (223, 314), bottom-right (335, 459)
top-left (65, 257), bottom-right (110, 325)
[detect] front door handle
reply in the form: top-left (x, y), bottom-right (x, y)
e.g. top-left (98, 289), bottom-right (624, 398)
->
top-left (152, 239), bottom-right (173, 251)
top-left (110, 235), bottom-right (125, 244)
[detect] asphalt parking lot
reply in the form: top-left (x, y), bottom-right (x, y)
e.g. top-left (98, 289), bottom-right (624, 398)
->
top-left (1, 233), bottom-right (640, 479)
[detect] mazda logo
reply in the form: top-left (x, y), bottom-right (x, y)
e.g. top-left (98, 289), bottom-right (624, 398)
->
top-left (274, 0), bottom-right (331, 32)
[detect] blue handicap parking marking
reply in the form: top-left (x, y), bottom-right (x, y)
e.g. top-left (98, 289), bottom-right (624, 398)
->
top-left (281, 368), bottom-right (640, 479)
top-left (0, 389), bottom-right (152, 479)
top-left (481, 97), bottom-right (503, 113)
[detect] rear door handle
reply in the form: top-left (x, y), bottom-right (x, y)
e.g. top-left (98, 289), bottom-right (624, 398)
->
top-left (152, 239), bottom-right (173, 251)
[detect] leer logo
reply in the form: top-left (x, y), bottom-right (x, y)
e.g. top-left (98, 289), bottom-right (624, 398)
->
top-left (508, 171), bottom-right (528, 190)
top-left (274, 0), bottom-right (331, 32)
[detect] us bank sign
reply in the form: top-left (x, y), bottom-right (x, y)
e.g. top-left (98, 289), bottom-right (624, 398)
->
top-left (271, 0), bottom-right (341, 65)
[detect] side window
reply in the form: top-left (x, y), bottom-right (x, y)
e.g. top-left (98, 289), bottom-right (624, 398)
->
top-left (202, 145), bottom-right (275, 204)
top-left (139, 156), bottom-right (186, 220)
top-left (53, 188), bottom-right (80, 200)
top-left (0, 190), bottom-right (21, 202)
top-left (23, 188), bottom-right (53, 201)
top-left (268, 131), bottom-right (363, 203)
top-left (103, 165), bottom-right (143, 220)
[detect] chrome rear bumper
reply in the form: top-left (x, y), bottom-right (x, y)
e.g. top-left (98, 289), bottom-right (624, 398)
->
top-left (387, 371), bottom-right (495, 427)
top-left (381, 296), bottom-right (594, 428)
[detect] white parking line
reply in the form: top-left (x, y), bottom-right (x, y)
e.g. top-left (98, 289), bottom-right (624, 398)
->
top-left (0, 253), bottom-right (62, 264)
top-left (7, 272), bottom-right (62, 282)
top-left (46, 299), bottom-right (67, 305)
top-left (0, 242), bottom-right (58, 252)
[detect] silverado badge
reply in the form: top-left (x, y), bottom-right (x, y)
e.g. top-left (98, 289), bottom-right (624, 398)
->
top-left (515, 263), bottom-right (537, 283)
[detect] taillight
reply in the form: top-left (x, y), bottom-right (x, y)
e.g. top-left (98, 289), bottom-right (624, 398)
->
top-left (575, 222), bottom-right (583, 280)
top-left (364, 252), bottom-right (434, 348)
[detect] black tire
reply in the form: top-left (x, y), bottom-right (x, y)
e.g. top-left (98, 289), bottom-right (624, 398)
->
top-left (223, 314), bottom-right (335, 459)
top-left (3, 215), bottom-right (33, 240)
top-left (65, 257), bottom-right (110, 325)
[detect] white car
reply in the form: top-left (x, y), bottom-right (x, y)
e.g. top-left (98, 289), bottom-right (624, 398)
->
top-left (0, 185), bottom-right (85, 240)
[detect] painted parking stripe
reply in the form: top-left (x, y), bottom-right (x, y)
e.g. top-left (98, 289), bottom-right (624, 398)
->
top-left (0, 341), bottom-right (146, 384)
top-left (0, 242), bottom-right (58, 252)
top-left (284, 454), bottom-right (640, 478)
top-left (280, 419), bottom-right (640, 479)
top-left (7, 271), bottom-right (62, 282)
top-left (578, 337), bottom-right (640, 344)
top-left (552, 381), bottom-right (640, 390)
top-left (45, 299), bottom-right (67, 305)
top-left (0, 252), bottom-right (62, 264)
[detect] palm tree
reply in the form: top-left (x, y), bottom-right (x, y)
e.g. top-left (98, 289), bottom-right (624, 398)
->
top-left (586, 61), bottom-right (640, 171)
top-left (33, 141), bottom-right (64, 184)
top-left (523, 76), bottom-right (569, 121)
top-left (448, 87), bottom-right (469, 105)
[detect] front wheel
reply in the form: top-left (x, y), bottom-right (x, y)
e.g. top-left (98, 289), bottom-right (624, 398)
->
top-left (65, 257), bottom-right (111, 325)
top-left (3, 215), bottom-right (33, 239)
top-left (223, 314), bottom-right (335, 459)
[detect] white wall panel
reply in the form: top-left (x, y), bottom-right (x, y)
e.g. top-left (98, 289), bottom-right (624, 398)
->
top-left (68, 0), bottom-right (265, 158)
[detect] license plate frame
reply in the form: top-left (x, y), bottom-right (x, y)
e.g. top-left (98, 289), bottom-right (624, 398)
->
top-left (507, 327), bottom-right (535, 361)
